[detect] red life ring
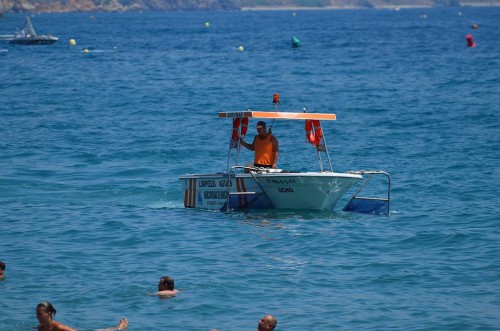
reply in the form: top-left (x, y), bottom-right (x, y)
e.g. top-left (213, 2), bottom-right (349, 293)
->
top-left (241, 117), bottom-right (249, 137)
top-left (305, 119), bottom-right (323, 146)
top-left (232, 118), bottom-right (241, 141)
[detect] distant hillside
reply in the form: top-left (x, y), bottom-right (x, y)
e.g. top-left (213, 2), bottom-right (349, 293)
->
top-left (0, 0), bottom-right (242, 12)
top-left (241, 0), bottom-right (500, 8)
top-left (0, 0), bottom-right (498, 13)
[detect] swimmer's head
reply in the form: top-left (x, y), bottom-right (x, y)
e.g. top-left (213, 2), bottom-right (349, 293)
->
top-left (158, 276), bottom-right (175, 291)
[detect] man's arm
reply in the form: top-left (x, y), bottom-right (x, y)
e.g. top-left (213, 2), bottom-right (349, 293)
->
top-left (240, 137), bottom-right (255, 151)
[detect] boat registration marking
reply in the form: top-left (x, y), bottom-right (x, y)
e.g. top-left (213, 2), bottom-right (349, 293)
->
top-left (266, 178), bottom-right (296, 184)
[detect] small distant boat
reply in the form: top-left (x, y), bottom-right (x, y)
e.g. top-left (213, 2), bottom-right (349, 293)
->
top-left (9, 16), bottom-right (58, 45)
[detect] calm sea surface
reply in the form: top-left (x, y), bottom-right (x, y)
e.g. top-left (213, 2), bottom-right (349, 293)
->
top-left (1, 7), bottom-right (499, 330)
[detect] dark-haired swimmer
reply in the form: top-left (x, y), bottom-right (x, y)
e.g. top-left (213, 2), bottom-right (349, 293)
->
top-left (155, 276), bottom-right (179, 298)
top-left (257, 315), bottom-right (277, 331)
top-left (0, 261), bottom-right (5, 279)
top-left (211, 314), bottom-right (277, 331)
top-left (36, 302), bottom-right (128, 331)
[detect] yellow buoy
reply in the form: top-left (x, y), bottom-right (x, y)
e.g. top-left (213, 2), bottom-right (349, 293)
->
top-left (238, 46), bottom-right (244, 52)
top-left (83, 48), bottom-right (89, 53)
top-left (69, 39), bottom-right (76, 46)
top-left (205, 22), bottom-right (210, 27)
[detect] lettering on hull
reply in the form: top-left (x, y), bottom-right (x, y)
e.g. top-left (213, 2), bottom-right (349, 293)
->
top-left (204, 191), bottom-right (228, 199)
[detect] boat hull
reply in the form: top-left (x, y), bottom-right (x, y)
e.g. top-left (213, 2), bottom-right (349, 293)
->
top-left (9, 36), bottom-right (58, 45)
top-left (180, 172), bottom-right (362, 211)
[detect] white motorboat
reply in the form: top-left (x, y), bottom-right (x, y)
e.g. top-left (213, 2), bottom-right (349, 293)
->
top-left (180, 95), bottom-right (390, 215)
top-left (9, 17), bottom-right (58, 45)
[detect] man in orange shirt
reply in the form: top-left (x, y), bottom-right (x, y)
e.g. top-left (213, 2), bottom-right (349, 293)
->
top-left (240, 121), bottom-right (279, 169)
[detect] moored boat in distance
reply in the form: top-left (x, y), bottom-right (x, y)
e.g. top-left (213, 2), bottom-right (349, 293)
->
top-left (180, 94), bottom-right (391, 215)
top-left (9, 17), bottom-right (58, 45)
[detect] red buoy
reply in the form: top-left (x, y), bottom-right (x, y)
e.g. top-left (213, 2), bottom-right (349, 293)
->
top-left (466, 34), bottom-right (476, 48)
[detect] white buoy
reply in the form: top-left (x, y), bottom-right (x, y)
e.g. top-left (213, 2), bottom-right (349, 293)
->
top-left (83, 48), bottom-right (89, 53)
top-left (69, 39), bottom-right (76, 46)
top-left (238, 45), bottom-right (244, 52)
top-left (205, 22), bottom-right (210, 27)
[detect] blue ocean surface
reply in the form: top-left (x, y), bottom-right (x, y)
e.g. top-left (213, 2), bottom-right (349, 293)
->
top-left (1, 7), bottom-right (499, 330)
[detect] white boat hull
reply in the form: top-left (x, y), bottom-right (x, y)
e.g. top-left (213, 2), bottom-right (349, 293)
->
top-left (180, 172), bottom-right (362, 211)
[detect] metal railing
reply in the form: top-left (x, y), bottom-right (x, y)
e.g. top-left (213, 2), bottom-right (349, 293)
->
top-left (343, 170), bottom-right (391, 216)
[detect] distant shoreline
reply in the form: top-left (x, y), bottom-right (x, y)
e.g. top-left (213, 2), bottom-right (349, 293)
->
top-left (241, 3), bottom-right (500, 11)
top-left (241, 5), bottom-right (429, 11)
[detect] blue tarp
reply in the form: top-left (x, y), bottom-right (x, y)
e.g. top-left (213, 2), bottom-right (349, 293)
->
top-left (343, 198), bottom-right (389, 215)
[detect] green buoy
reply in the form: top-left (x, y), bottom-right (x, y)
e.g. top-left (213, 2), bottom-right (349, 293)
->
top-left (292, 36), bottom-right (301, 48)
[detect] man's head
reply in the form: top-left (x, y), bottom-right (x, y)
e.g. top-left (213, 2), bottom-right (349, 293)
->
top-left (258, 315), bottom-right (277, 331)
top-left (256, 121), bottom-right (267, 135)
top-left (0, 261), bottom-right (5, 278)
top-left (36, 301), bottom-right (56, 323)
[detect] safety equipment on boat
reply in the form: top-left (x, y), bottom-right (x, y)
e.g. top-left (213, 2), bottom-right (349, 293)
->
top-left (241, 117), bottom-right (248, 137)
top-left (273, 93), bottom-right (280, 104)
top-left (232, 117), bottom-right (249, 141)
top-left (232, 118), bottom-right (241, 141)
top-left (305, 119), bottom-right (323, 146)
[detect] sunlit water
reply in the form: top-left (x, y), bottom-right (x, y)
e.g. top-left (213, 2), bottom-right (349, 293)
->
top-left (1, 7), bottom-right (499, 330)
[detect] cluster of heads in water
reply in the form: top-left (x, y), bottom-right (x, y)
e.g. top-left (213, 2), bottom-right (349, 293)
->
top-left (4, 270), bottom-right (276, 331)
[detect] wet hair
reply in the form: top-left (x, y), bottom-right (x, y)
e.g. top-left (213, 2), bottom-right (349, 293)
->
top-left (256, 121), bottom-right (266, 127)
top-left (158, 276), bottom-right (175, 291)
top-left (37, 302), bottom-right (56, 317)
top-left (0, 261), bottom-right (5, 271)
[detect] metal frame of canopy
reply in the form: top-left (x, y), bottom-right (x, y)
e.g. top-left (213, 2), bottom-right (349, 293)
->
top-left (221, 109), bottom-right (335, 174)
top-left (218, 111), bottom-right (337, 121)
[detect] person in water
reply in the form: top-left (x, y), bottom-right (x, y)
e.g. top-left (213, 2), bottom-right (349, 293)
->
top-left (155, 276), bottom-right (179, 297)
top-left (0, 261), bottom-right (5, 279)
top-left (256, 315), bottom-right (277, 331)
top-left (210, 314), bottom-right (277, 331)
top-left (36, 302), bottom-right (128, 331)
top-left (240, 121), bottom-right (279, 169)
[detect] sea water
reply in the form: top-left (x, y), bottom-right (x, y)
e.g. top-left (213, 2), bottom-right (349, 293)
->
top-left (0, 7), bottom-right (499, 330)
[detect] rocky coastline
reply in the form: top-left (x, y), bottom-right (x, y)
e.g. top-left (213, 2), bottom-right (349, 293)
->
top-left (0, 0), bottom-right (498, 13)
